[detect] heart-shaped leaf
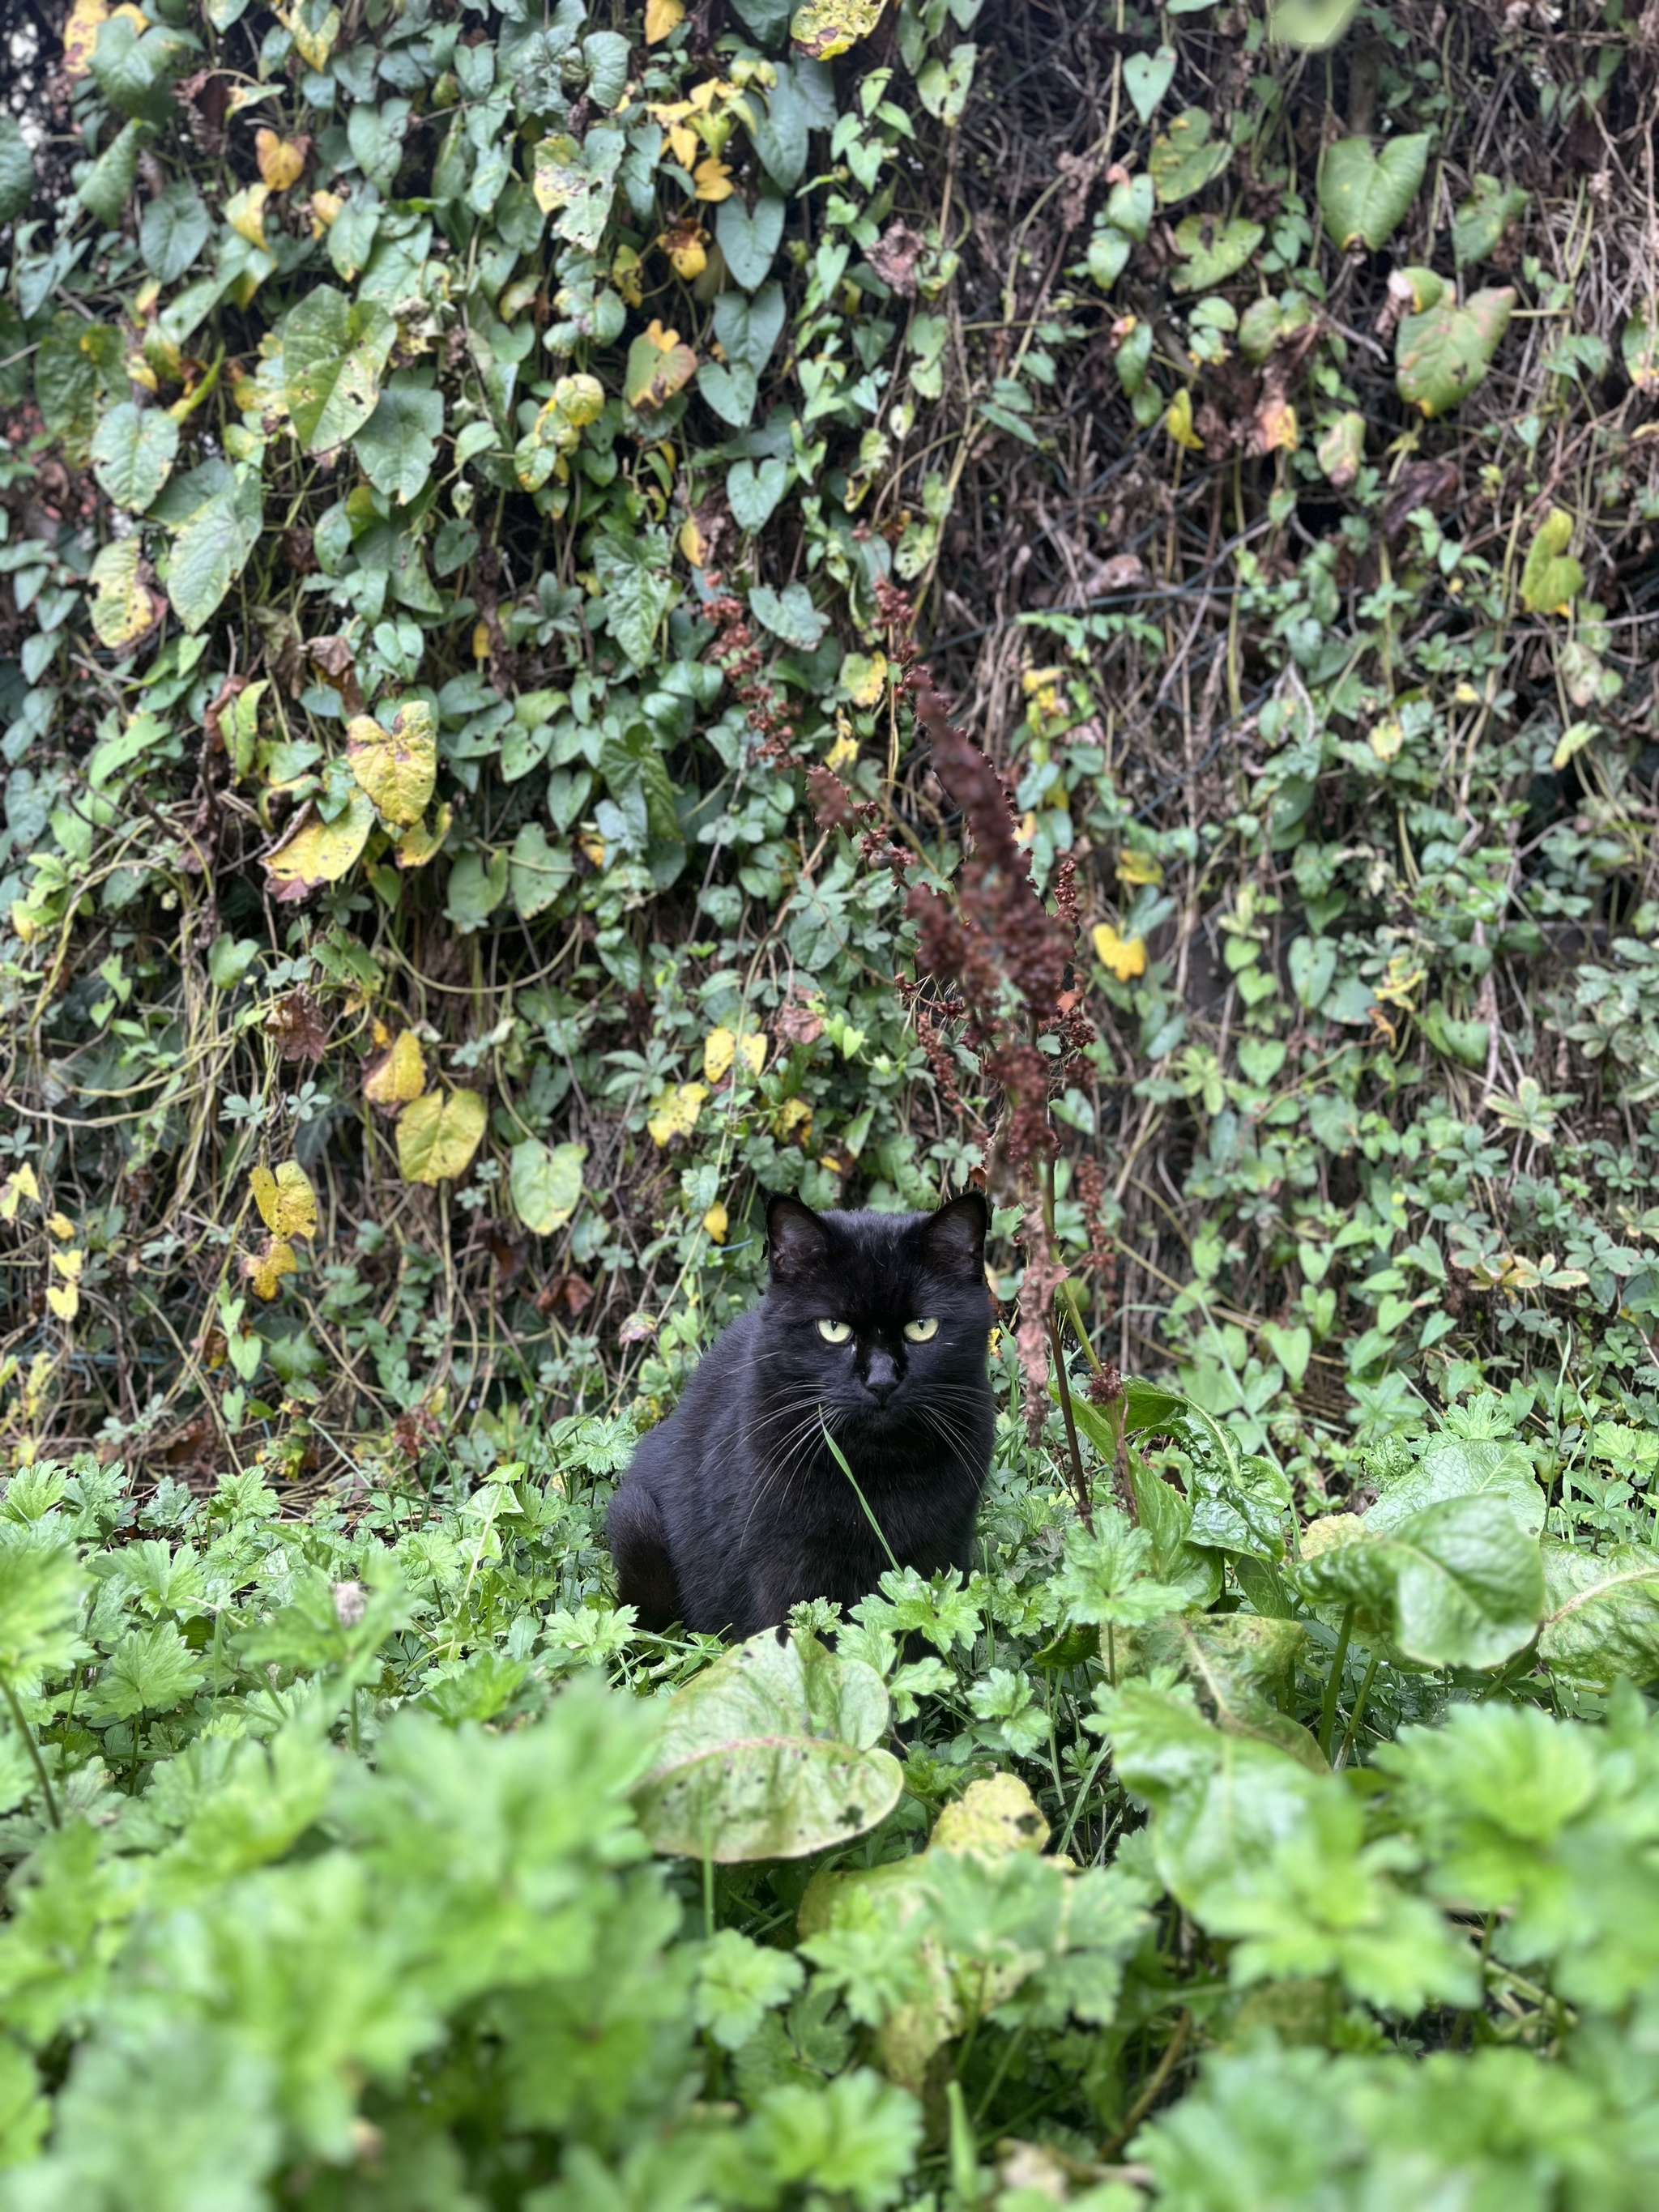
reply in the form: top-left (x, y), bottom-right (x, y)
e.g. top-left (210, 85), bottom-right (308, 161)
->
top-left (348, 699), bottom-right (437, 826)
top-left (1316, 410), bottom-right (1367, 489)
top-left (625, 319), bottom-right (697, 410)
top-left (0, 115), bottom-right (36, 224)
top-left (1395, 285), bottom-right (1513, 416)
top-left (697, 359), bottom-right (758, 428)
top-left (1124, 45), bottom-right (1176, 125)
top-left (727, 457), bottom-right (789, 531)
top-left (396, 1086), bottom-right (488, 1186)
top-left (90, 402), bottom-right (179, 512)
top-left (1287, 933), bottom-right (1337, 1010)
top-left (1453, 174), bottom-right (1527, 270)
top-left (1319, 132), bottom-right (1431, 249)
top-left (1149, 109), bottom-right (1230, 206)
top-left (749, 582), bottom-right (829, 649)
top-left (283, 286), bottom-right (396, 454)
top-left (265, 790), bottom-right (377, 895)
top-left (715, 193), bottom-right (786, 288)
top-left (1260, 1322), bottom-right (1312, 1390)
top-left (509, 1137), bottom-right (587, 1234)
top-left (509, 820), bottom-right (574, 919)
top-left (1269, 0), bottom-right (1361, 49)
top-left (1520, 507), bottom-right (1584, 616)
top-left (1170, 213), bottom-right (1265, 292)
top-left (633, 1628), bottom-right (902, 1861)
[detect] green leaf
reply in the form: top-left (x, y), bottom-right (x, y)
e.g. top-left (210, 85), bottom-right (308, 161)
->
top-left (1318, 132), bottom-right (1431, 249)
top-left (1269, 0), bottom-right (1361, 47)
top-left (1365, 1438), bottom-right (1546, 1541)
top-left (353, 374), bottom-right (443, 505)
top-left (581, 28), bottom-right (630, 109)
top-left (0, 116), bottom-right (36, 225)
top-left (443, 846), bottom-right (509, 932)
top-left (717, 194), bottom-right (786, 288)
top-left (1148, 110), bottom-right (1230, 207)
top-left (283, 287), bottom-right (397, 454)
top-left (727, 456), bottom-right (790, 532)
top-left (695, 1929), bottom-right (806, 2051)
top-left (165, 472), bottom-right (262, 633)
top-left (0, 1524), bottom-right (85, 1679)
top-left (509, 820), bottom-right (574, 919)
top-left (1538, 1540), bottom-right (1659, 1690)
top-left (89, 402), bottom-right (179, 513)
top-left (749, 70), bottom-right (810, 192)
top-left (1520, 507), bottom-right (1584, 616)
top-left (749, 582), bottom-right (829, 649)
top-left (1395, 284), bottom-right (1513, 416)
top-left (1623, 306), bottom-right (1659, 391)
top-left (1452, 174), bottom-right (1527, 269)
top-left (397, 1086), bottom-right (488, 1184)
top-left (714, 282), bottom-right (787, 374)
top-left (697, 360), bottom-right (759, 428)
top-left (510, 1137), bottom-right (587, 1234)
top-left (1123, 45), bottom-right (1175, 125)
top-left (593, 531), bottom-right (676, 667)
top-left (139, 181), bottom-right (209, 283)
top-left (88, 1623), bottom-right (206, 1720)
top-left (632, 1627), bottom-right (903, 1861)
top-left (731, 0), bottom-right (794, 43)
top-left (1295, 1495), bottom-right (1544, 1671)
top-left (76, 118), bottom-right (140, 229)
top-left (1170, 215), bottom-right (1265, 292)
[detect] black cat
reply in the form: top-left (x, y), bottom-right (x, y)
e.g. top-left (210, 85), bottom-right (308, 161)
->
top-left (608, 1191), bottom-right (996, 1638)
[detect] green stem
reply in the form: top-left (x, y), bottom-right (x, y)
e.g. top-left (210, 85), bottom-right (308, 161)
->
top-left (1055, 1733), bottom-right (1112, 1860)
top-left (1336, 1645), bottom-right (1380, 1771)
top-left (821, 1417), bottom-right (901, 1574)
top-left (1, 1672), bottom-right (59, 1831)
top-left (1319, 1606), bottom-right (1355, 1764)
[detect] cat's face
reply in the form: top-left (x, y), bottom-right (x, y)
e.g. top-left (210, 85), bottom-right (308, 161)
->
top-left (761, 1192), bottom-right (995, 1430)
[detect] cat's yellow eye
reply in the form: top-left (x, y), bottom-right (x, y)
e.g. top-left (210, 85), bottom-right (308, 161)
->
top-left (905, 1318), bottom-right (940, 1344)
top-left (817, 1319), bottom-right (853, 1344)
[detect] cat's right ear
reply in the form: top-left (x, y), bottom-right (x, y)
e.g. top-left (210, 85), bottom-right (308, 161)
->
top-left (767, 1196), bottom-right (830, 1282)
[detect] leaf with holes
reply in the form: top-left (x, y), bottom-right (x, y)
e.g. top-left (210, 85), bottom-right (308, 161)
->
top-left (283, 286), bottom-right (396, 454)
top-left (249, 1159), bottom-right (319, 1242)
top-left (1149, 110), bottom-right (1230, 207)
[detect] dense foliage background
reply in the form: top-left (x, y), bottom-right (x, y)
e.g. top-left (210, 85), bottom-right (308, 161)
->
top-left (4, 0), bottom-right (1659, 2201)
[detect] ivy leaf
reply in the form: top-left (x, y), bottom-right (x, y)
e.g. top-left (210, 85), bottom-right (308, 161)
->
top-left (265, 790), bottom-right (377, 895)
top-left (348, 700), bottom-right (437, 825)
top-left (1519, 508), bottom-right (1584, 616)
top-left (727, 457), bottom-right (790, 532)
top-left (283, 286), bottom-right (397, 454)
top-left (509, 1137), bottom-right (587, 1234)
top-left (397, 1088), bottom-right (488, 1185)
top-left (90, 402), bottom-right (178, 512)
top-left (88, 1623), bottom-right (206, 1720)
top-left (717, 193), bottom-right (786, 288)
top-left (633, 1627), bottom-right (903, 1861)
top-left (249, 1159), bottom-right (319, 1242)
top-left (0, 116), bottom-right (35, 224)
top-left (749, 582), bottom-right (829, 649)
top-left (1149, 109), bottom-right (1230, 207)
top-left (593, 531), bottom-right (676, 667)
top-left (353, 374), bottom-right (444, 505)
top-left (139, 180), bottom-right (209, 281)
top-left (1395, 286), bottom-right (1513, 417)
top-left (1319, 132), bottom-right (1431, 249)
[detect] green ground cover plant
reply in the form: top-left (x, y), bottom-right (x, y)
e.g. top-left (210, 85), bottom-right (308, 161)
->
top-left (4, 0), bottom-right (1659, 2198)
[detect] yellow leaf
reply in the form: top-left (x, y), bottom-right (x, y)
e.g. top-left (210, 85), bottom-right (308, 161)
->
top-left (791, 0), bottom-right (884, 59)
top-left (692, 156), bottom-right (735, 202)
top-left (243, 1236), bottom-right (297, 1300)
top-left (472, 621), bottom-right (491, 660)
top-left (266, 789), bottom-right (376, 892)
top-left (0, 1165), bottom-right (40, 1221)
top-left (774, 1096), bottom-right (812, 1144)
top-left (255, 127), bottom-right (307, 191)
top-left (1552, 722), bottom-right (1598, 771)
top-left (667, 122), bottom-right (700, 168)
top-left (646, 1082), bottom-right (708, 1146)
top-left (825, 731), bottom-right (859, 774)
top-left (1115, 850), bottom-right (1163, 887)
top-left (249, 1159), bottom-right (320, 1242)
top-left (646, 0), bottom-right (684, 38)
top-left (1092, 923), bottom-right (1147, 981)
top-left (348, 700), bottom-right (437, 826)
top-left (703, 1200), bottom-right (729, 1242)
top-left (1166, 387), bottom-right (1205, 452)
top-left (840, 650), bottom-right (888, 707)
top-left (703, 1028), bottom-right (766, 1084)
top-left (1369, 716), bottom-right (1404, 762)
top-left (679, 514), bottom-right (708, 566)
top-left (225, 182), bottom-right (271, 248)
top-left (51, 1247), bottom-right (84, 1281)
top-left (309, 190), bottom-right (342, 233)
top-left (397, 1088), bottom-right (488, 1184)
top-left (363, 1029), bottom-right (425, 1109)
top-left (89, 539), bottom-right (156, 651)
top-left (46, 1211), bottom-right (75, 1239)
top-left (394, 804), bottom-right (453, 870)
top-left (287, 1), bottom-right (339, 70)
top-left (45, 1282), bottom-right (79, 1323)
top-left (64, 0), bottom-right (143, 77)
top-left (553, 373), bottom-right (604, 426)
top-left (578, 832), bottom-right (607, 870)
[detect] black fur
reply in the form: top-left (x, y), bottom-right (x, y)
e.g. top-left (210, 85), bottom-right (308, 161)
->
top-left (608, 1191), bottom-right (996, 1637)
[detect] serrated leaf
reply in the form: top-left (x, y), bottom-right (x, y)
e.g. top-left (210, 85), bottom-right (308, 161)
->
top-left (348, 700), bottom-right (437, 825)
top-left (88, 1623), bottom-right (206, 1720)
top-left (1319, 132), bottom-right (1431, 249)
top-left (1520, 507), bottom-right (1584, 616)
top-left (90, 401), bottom-right (178, 511)
top-left (265, 789), bottom-right (376, 893)
top-left (1394, 286), bottom-right (1513, 417)
top-left (0, 1526), bottom-right (86, 1678)
top-left (397, 1087), bottom-right (488, 1184)
top-left (1149, 109), bottom-right (1230, 207)
top-left (509, 1137), bottom-right (587, 1234)
top-left (283, 286), bottom-right (396, 454)
top-left (249, 1158), bottom-right (319, 1241)
top-left (363, 1029), bottom-right (424, 1108)
top-left (633, 1628), bottom-right (902, 1861)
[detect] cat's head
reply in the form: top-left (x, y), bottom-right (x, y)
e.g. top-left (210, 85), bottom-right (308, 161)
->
top-left (761, 1191), bottom-right (995, 1426)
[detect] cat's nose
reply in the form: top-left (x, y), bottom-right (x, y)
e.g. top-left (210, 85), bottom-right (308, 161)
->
top-left (863, 1349), bottom-right (899, 1404)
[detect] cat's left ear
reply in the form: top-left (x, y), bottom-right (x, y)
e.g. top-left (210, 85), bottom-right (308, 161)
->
top-left (921, 1190), bottom-right (988, 1273)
